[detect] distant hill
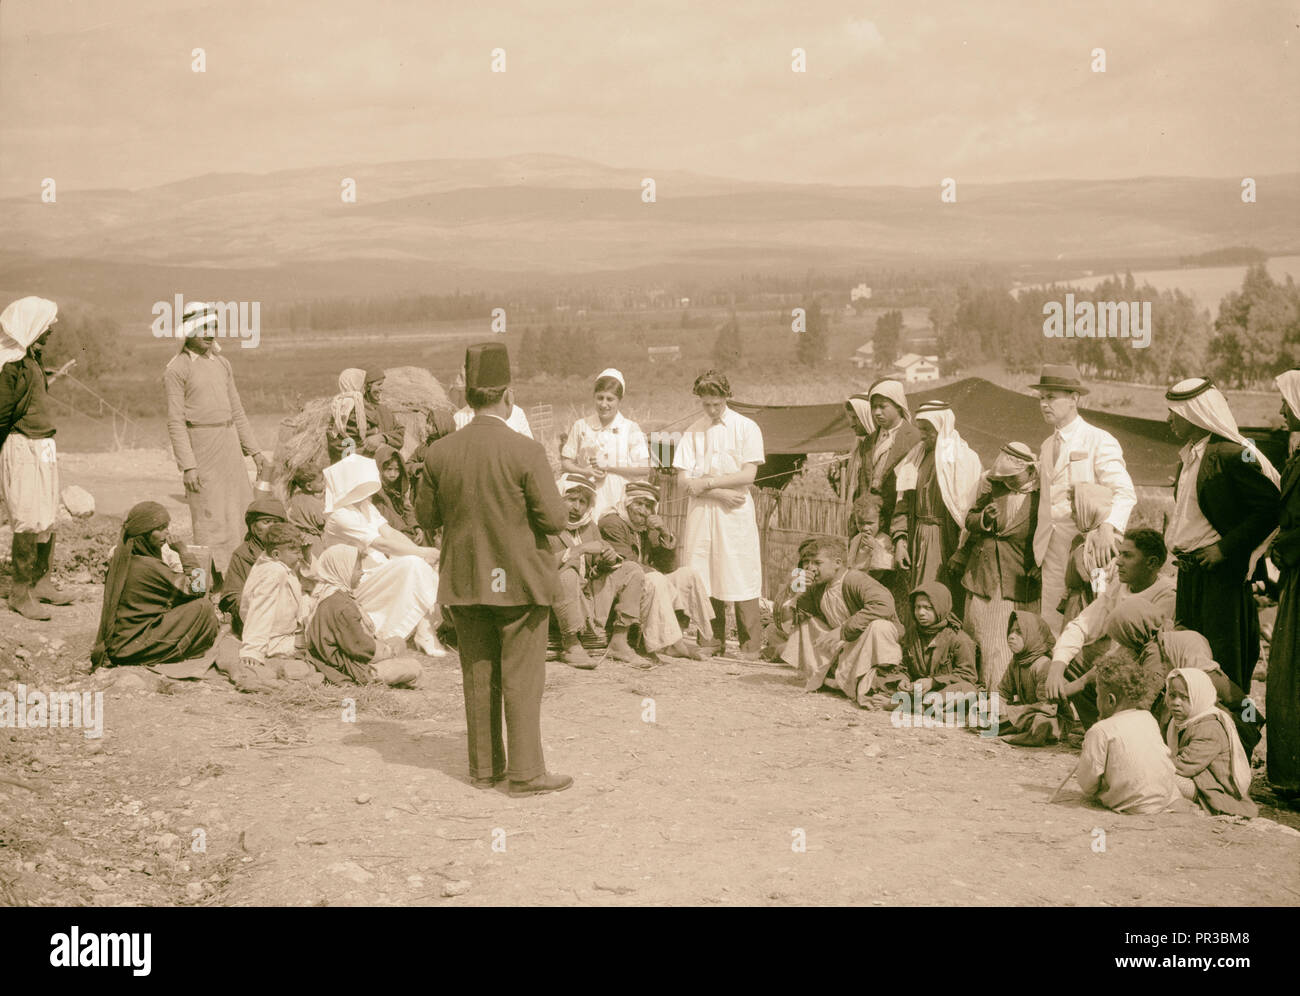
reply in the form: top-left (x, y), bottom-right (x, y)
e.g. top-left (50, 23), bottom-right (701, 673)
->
top-left (3, 155), bottom-right (1298, 314)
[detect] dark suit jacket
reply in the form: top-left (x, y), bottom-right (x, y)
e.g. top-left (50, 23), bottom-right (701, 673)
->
top-left (850, 421), bottom-right (922, 535)
top-left (1272, 452), bottom-right (1300, 570)
top-left (415, 414), bottom-right (568, 606)
top-left (959, 480), bottom-right (1041, 603)
top-left (1175, 436), bottom-right (1280, 576)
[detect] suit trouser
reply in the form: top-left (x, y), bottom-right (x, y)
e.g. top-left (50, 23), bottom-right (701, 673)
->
top-left (447, 604), bottom-right (550, 783)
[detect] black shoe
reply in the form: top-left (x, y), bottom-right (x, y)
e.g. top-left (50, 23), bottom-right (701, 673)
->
top-left (471, 774), bottom-right (505, 790)
top-left (508, 773), bottom-right (573, 797)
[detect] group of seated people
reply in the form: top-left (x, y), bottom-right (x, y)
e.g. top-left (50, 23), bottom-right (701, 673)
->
top-left (84, 361), bottom-right (1267, 822)
top-left (771, 525), bottom-right (1261, 819)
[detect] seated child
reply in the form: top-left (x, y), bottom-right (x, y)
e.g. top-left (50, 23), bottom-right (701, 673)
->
top-left (287, 462), bottom-right (327, 560)
top-left (997, 610), bottom-right (1064, 746)
top-left (847, 491), bottom-right (894, 574)
top-left (304, 544), bottom-right (422, 687)
top-left (780, 536), bottom-right (905, 708)
top-left (372, 443), bottom-right (423, 543)
top-left (1073, 646), bottom-right (1184, 814)
top-left (219, 497), bottom-right (287, 637)
top-left (902, 580), bottom-right (979, 702)
top-left (238, 523), bottom-right (319, 688)
top-left (1165, 668), bottom-right (1258, 818)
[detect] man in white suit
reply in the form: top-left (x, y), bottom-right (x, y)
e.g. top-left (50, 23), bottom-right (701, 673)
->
top-left (1030, 365), bottom-right (1136, 637)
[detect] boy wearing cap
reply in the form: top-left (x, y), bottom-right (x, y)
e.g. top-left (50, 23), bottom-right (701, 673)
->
top-left (416, 342), bottom-right (573, 796)
top-left (1030, 365), bottom-right (1135, 636)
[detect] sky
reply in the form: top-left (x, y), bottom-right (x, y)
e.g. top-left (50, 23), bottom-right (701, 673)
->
top-left (0, 0), bottom-right (1296, 197)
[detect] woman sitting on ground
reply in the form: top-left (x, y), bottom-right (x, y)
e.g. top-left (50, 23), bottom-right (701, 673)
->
top-left (90, 501), bottom-right (219, 670)
top-left (304, 544), bottom-right (422, 687)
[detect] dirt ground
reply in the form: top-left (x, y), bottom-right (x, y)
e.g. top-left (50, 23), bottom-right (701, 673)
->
top-left (2, 450), bottom-right (1299, 907)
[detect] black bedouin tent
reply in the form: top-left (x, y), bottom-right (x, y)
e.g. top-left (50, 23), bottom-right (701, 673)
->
top-left (727, 377), bottom-right (1287, 489)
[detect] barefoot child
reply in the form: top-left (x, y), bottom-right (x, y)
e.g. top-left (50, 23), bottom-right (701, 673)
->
top-left (1165, 668), bottom-right (1258, 817)
top-left (1073, 647), bottom-right (1182, 814)
top-left (304, 544), bottom-right (422, 687)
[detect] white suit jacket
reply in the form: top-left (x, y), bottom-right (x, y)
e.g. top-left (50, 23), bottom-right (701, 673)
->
top-left (1032, 415), bottom-right (1136, 561)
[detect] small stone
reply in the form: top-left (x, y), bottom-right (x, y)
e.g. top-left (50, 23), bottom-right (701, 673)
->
top-left (86, 874), bottom-right (110, 891)
top-left (49, 639), bottom-right (66, 652)
top-left (155, 832), bottom-right (180, 851)
top-left (186, 882), bottom-right (205, 900)
top-left (442, 879), bottom-right (471, 898)
top-left (178, 776), bottom-right (192, 787)
top-left (14, 649), bottom-right (28, 661)
top-left (62, 485), bottom-right (95, 518)
top-left (355, 793), bottom-right (372, 805)
top-left (328, 861), bottom-right (373, 885)
top-left (863, 743), bottom-right (881, 758)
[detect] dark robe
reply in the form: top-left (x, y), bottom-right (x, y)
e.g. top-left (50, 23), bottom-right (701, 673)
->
top-left (218, 539), bottom-right (262, 637)
top-left (849, 421), bottom-right (922, 612)
top-left (325, 403), bottom-right (404, 462)
top-left (1172, 436), bottom-right (1280, 691)
top-left (1267, 449), bottom-right (1300, 794)
top-left (892, 451), bottom-right (965, 618)
top-left (305, 590), bottom-right (380, 684)
top-left (104, 548), bottom-right (218, 667)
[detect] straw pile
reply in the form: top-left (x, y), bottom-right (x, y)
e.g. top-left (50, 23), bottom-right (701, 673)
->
top-left (271, 366), bottom-right (454, 495)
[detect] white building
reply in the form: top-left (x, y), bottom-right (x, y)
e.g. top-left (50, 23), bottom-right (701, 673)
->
top-left (851, 341), bottom-right (874, 368)
top-left (894, 353), bottom-right (940, 383)
top-left (850, 283), bottom-right (872, 302)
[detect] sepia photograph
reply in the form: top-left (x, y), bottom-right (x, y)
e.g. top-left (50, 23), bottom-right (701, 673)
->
top-left (1, 0), bottom-right (1298, 952)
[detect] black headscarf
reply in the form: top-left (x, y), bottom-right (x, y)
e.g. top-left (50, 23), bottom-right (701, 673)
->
top-left (91, 501), bottom-right (170, 670)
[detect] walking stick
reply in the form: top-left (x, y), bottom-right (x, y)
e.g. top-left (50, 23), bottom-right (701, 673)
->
top-left (1047, 702), bottom-right (1083, 803)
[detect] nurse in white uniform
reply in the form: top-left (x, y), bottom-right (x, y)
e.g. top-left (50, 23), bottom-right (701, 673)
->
top-left (672, 370), bottom-right (765, 657)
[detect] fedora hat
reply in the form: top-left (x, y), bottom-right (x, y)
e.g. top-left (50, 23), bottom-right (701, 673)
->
top-left (1029, 364), bottom-right (1089, 396)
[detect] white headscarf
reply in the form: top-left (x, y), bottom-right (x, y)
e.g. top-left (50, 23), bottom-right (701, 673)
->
top-left (1276, 370), bottom-right (1300, 450)
top-left (1165, 667), bottom-right (1252, 800)
top-left (323, 454), bottom-right (381, 514)
top-left (868, 379), bottom-right (910, 421)
top-left (306, 543), bottom-right (365, 625)
top-left (902, 406), bottom-right (984, 527)
top-left (1167, 380), bottom-right (1279, 488)
top-left (0, 296), bottom-right (58, 366)
top-left (332, 368), bottom-right (368, 437)
top-left (846, 394), bottom-right (874, 436)
top-left (1168, 379), bottom-right (1280, 573)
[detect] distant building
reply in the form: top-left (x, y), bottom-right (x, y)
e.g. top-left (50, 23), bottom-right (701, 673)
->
top-left (679, 297), bottom-right (691, 307)
top-left (648, 345), bottom-right (681, 364)
top-left (895, 353), bottom-right (940, 383)
top-left (851, 342), bottom-right (875, 369)
top-left (851, 283), bottom-right (872, 302)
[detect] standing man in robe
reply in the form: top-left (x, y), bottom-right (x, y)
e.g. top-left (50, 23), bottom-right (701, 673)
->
top-left (1267, 369), bottom-right (1300, 807)
top-left (0, 297), bottom-right (75, 619)
top-left (416, 343), bottom-right (572, 796)
top-left (1030, 365), bottom-right (1135, 634)
top-left (164, 301), bottom-right (270, 576)
top-left (1165, 377), bottom-right (1280, 694)
top-left (891, 400), bottom-right (982, 619)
